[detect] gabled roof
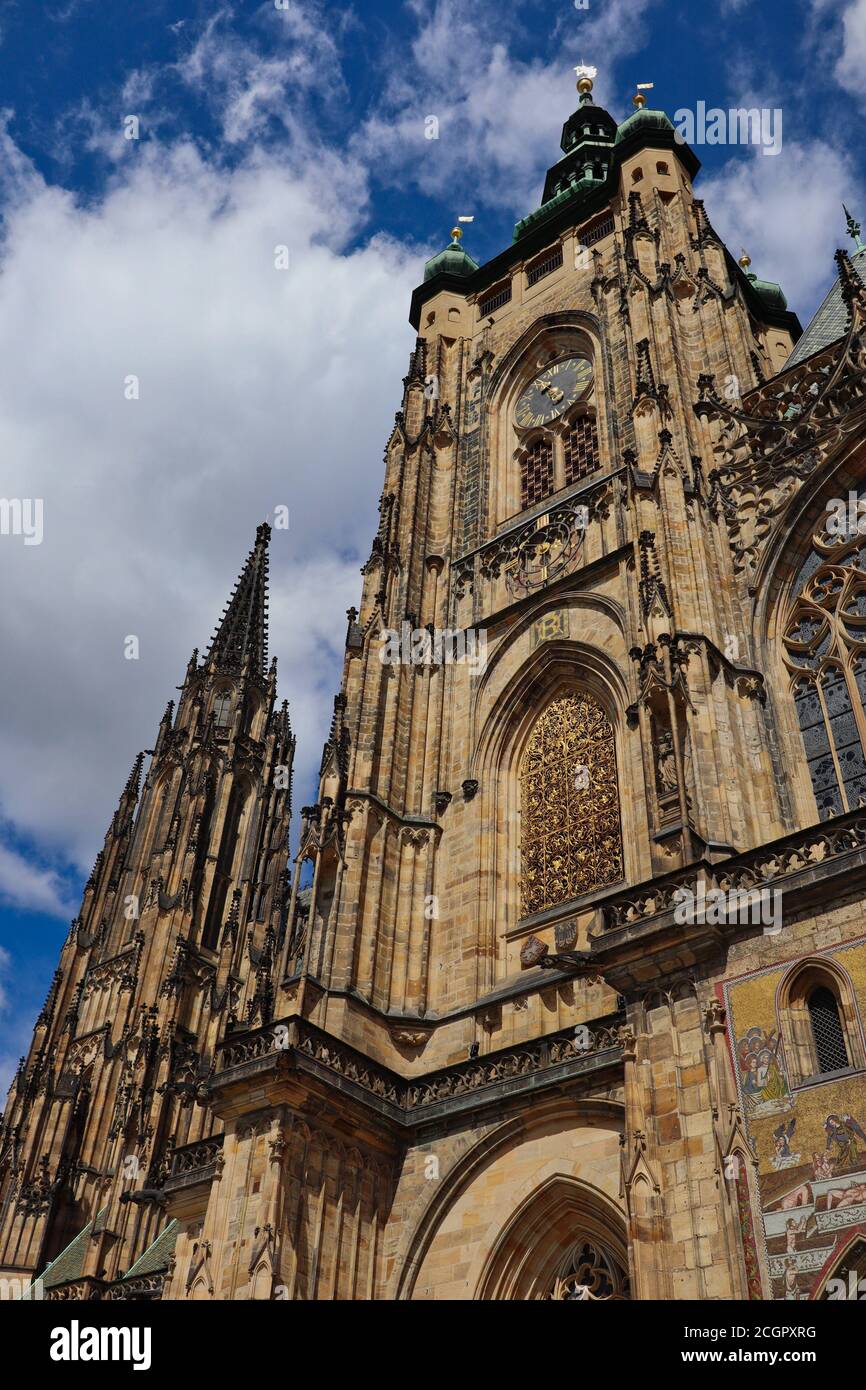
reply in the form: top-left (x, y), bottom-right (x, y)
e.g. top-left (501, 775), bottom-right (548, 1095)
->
top-left (38, 1205), bottom-right (107, 1288)
top-left (786, 247), bottom-right (866, 368)
top-left (122, 1218), bottom-right (178, 1278)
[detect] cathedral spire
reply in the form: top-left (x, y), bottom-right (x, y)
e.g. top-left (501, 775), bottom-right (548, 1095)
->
top-left (205, 522), bottom-right (271, 678)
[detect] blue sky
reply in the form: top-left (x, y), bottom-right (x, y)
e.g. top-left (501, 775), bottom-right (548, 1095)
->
top-left (0, 0), bottom-right (863, 1090)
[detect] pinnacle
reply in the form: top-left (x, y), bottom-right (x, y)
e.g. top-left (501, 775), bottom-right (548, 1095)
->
top-left (205, 522), bottom-right (271, 678)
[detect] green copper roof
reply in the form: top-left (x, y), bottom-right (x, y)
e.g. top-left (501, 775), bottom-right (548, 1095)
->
top-left (614, 107), bottom-right (675, 145)
top-left (743, 269), bottom-right (788, 311)
top-left (37, 1206), bottom-right (107, 1289)
top-left (513, 171), bottom-right (604, 241)
top-left (423, 237), bottom-right (479, 283)
top-left (123, 1219), bottom-right (178, 1279)
top-left (786, 246), bottom-right (866, 367)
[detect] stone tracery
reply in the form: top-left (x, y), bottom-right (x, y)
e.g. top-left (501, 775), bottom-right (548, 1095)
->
top-left (783, 511), bottom-right (866, 816)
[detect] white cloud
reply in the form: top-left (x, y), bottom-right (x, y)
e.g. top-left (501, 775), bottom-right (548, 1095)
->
top-left (0, 946), bottom-right (10, 1012)
top-left (699, 139), bottom-right (864, 321)
top-left (0, 119), bottom-right (417, 873)
top-left (0, 845), bottom-right (73, 918)
top-left (353, 0), bottom-right (660, 215)
top-left (809, 0), bottom-right (866, 95)
top-left (835, 0), bottom-right (866, 92)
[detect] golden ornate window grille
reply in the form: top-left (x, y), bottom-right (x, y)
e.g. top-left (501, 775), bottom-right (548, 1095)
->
top-left (782, 514), bottom-right (866, 817)
top-left (520, 437), bottom-right (554, 510)
top-left (563, 414), bottom-right (599, 485)
top-left (520, 693), bottom-right (623, 917)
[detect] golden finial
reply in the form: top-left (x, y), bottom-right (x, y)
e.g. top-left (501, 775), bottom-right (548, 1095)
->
top-left (738, 249), bottom-right (752, 270)
top-left (451, 226), bottom-right (462, 243)
top-left (574, 63), bottom-right (597, 98)
top-left (633, 82), bottom-right (653, 109)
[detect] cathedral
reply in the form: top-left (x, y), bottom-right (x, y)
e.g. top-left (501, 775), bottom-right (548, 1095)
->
top-left (4, 72), bottom-right (866, 1303)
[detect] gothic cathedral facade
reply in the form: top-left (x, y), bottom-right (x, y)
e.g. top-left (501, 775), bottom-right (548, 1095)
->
top-left (4, 78), bottom-right (866, 1301)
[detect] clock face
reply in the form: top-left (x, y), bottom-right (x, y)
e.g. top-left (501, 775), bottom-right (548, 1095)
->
top-left (515, 357), bottom-right (593, 428)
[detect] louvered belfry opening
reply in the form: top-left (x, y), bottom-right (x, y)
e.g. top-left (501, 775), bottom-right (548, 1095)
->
top-left (808, 985), bottom-right (849, 1074)
top-left (520, 437), bottom-right (555, 510)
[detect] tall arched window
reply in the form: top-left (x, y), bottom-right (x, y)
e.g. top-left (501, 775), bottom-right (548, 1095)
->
top-left (520, 437), bottom-right (554, 510)
top-left (520, 693), bottom-right (623, 917)
top-left (783, 513), bottom-right (866, 816)
top-left (213, 690), bottom-right (232, 733)
top-left (563, 413), bottom-right (599, 485)
top-left (808, 986), bottom-right (849, 1074)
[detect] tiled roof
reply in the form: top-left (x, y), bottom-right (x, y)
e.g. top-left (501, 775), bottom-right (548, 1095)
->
top-left (122, 1219), bottom-right (178, 1279)
top-left (786, 248), bottom-right (866, 368)
top-left (40, 1205), bottom-right (107, 1288)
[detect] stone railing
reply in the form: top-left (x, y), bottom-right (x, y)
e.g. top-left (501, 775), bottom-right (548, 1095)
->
top-left (104, 1272), bottom-right (166, 1300)
top-left (405, 1018), bottom-right (624, 1109)
top-left (168, 1134), bottom-right (224, 1179)
top-left (599, 808), bottom-right (866, 932)
top-left (453, 474), bottom-right (617, 603)
top-left (214, 1014), bottom-right (624, 1122)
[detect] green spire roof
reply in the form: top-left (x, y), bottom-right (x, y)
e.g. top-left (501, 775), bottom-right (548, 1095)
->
top-left (740, 258), bottom-right (788, 311)
top-left (423, 230), bottom-right (479, 283)
top-left (614, 106), bottom-right (675, 145)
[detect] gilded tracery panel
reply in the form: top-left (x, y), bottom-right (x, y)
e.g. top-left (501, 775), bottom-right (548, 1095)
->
top-left (519, 692), bottom-right (623, 916)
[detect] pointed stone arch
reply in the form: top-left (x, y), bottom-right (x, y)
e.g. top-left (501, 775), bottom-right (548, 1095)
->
top-left (814, 1228), bottom-right (866, 1299)
top-left (393, 1095), bottom-right (626, 1300)
top-left (466, 630), bottom-right (642, 980)
top-left (482, 312), bottom-right (611, 528)
top-left (476, 1173), bottom-right (629, 1300)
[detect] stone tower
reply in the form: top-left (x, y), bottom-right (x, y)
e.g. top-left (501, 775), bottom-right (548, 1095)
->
top-left (0, 523), bottom-right (295, 1297)
top-left (6, 76), bottom-right (866, 1302)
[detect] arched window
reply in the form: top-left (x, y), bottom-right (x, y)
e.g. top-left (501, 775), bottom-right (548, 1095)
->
top-left (563, 413), bottom-right (599, 485)
top-left (778, 959), bottom-right (863, 1085)
top-left (520, 437), bottom-right (554, 510)
top-left (782, 511), bottom-right (866, 816)
top-left (213, 690), bottom-right (232, 733)
top-left (808, 986), bottom-right (849, 1075)
top-left (520, 693), bottom-right (623, 917)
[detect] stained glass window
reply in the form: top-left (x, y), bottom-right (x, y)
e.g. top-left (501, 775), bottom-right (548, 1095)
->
top-left (783, 510), bottom-right (866, 817)
top-left (213, 691), bottom-right (232, 732)
top-left (520, 693), bottom-right (623, 917)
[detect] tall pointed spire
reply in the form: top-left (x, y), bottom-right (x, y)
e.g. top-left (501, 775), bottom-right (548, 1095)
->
top-left (205, 522), bottom-right (271, 678)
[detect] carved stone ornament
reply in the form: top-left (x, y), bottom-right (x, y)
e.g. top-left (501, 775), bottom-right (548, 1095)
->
top-left (554, 918), bottom-right (578, 951)
top-left (695, 253), bottom-right (866, 588)
top-left (520, 935), bottom-right (549, 968)
top-left (389, 1028), bottom-right (430, 1048)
